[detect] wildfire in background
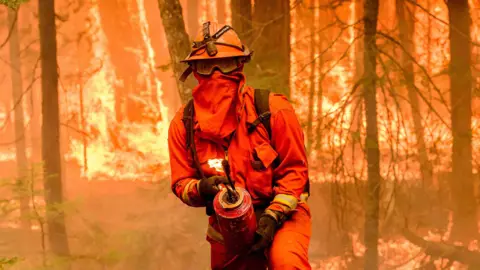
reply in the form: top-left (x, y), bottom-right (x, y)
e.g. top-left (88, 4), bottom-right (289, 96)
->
top-left (64, 0), bottom-right (171, 181)
top-left (0, 0), bottom-right (476, 182)
top-left (0, 0), bottom-right (479, 269)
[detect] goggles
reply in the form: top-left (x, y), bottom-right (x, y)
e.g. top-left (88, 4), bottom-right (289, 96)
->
top-left (190, 57), bottom-right (244, 76)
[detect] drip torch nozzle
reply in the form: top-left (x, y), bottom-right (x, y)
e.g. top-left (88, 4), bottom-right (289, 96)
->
top-left (222, 159), bottom-right (239, 203)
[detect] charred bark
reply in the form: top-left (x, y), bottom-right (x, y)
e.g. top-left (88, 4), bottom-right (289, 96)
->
top-left (447, 0), bottom-right (477, 242)
top-left (231, 0), bottom-right (252, 43)
top-left (350, 0), bottom-right (364, 169)
top-left (39, 0), bottom-right (71, 259)
top-left (158, 0), bottom-right (194, 104)
top-left (8, 8), bottom-right (31, 230)
top-left (363, 0), bottom-right (380, 268)
top-left (396, 0), bottom-right (433, 187)
top-left (252, 0), bottom-right (291, 97)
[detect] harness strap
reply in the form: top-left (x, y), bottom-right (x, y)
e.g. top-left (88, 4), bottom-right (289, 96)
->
top-left (179, 66), bottom-right (193, 82)
top-left (252, 89), bottom-right (273, 139)
top-left (182, 99), bottom-right (206, 180)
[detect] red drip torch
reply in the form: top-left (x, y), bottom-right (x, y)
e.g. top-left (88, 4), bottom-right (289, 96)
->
top-left (213, 160), bottom-right (257, 255)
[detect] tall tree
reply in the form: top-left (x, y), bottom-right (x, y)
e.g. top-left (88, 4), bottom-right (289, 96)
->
top-left (231, 0), bottom-right (252, 43)
top-left (396, 0), bottom-right (433, 186)
top-left (8, 7), bottom-right (31, 230)
top-left (216, 0), bottom-right (226, 24)
top-left (97, 0), bottom-right (147, 123)
top-left (363, 0), bottom-right (380, 268)
top-left (351, 0), bottom-right (363, 151)
top-left (315, 0), bottom-right (331, 151)
top-left (252, 0), bottom-right (291, 97)
top-left (39, 0), bottom-right (71, 258)
top-left (158, 0), bottom-right (194, 104)
top-left (447, 0), bottom-right (477, 242)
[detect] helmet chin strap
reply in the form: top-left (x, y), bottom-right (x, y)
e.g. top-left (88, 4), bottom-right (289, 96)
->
top-left (179, 65), bottom-right (193, 82)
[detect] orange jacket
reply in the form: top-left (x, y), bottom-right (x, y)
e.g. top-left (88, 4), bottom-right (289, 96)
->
top-left (168, 86), bottom-right (308, 214)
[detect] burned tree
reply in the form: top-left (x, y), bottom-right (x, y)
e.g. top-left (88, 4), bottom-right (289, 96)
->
top-left (97, 0), bottom-right (150, 123)
top-left (396, 0), bottom-right (433, 186)
top-left (158, 0), bottom-right (193, 104)
top-left (7, 7), bottom-right (31, 230)
top-left (39, 0), bottom-right (71, 258)
top-left (363, 0), bottom-right (380, 268)
top-left (231, 0), bottom-right (252, 43)
top-left (252, 0), bottom-right (291, 97)
top-left (447, 0), bottom-right (477, 242)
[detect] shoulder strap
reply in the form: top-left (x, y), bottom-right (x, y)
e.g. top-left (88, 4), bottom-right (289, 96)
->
top-left (182, 99), bottom-right (206, 180)
top-left (183, 99), bottom-right (194, 150)
top-left (251, 90), bottom-right (311, 198)
top-left (249, 88), bottom-right (272, 139)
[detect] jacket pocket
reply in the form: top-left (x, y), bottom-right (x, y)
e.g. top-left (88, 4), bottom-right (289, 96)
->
top-left (246, 143), bottom-right (278, 200)
top-left (251, 143), bottom-right (278, 171)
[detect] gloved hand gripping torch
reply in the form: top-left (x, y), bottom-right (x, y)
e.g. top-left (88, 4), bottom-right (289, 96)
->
top-left (213, 159), bottom-right (257, 258)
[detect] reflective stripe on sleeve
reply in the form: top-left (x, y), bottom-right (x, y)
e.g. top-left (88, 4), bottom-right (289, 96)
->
top-left (272, 194), bottom-right (298, 212)
top-left (181, 180), bottom-right (197, 205)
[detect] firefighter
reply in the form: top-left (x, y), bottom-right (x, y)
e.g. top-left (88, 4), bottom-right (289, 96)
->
top-left (168, 22), bottom-right (311, 269)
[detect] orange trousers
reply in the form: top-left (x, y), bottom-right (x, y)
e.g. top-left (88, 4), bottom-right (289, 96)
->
top-left (209, 203), bottom-right (312, 270)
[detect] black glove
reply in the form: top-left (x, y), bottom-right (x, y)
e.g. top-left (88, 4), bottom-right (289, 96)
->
top-left (250, 213), bottom-right (279, 253)
top-left (198, 176), bottom-right (229, 201)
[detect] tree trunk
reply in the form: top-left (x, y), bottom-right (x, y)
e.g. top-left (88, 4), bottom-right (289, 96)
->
top-left (158, 0), bottom-right (194, 104)
top-left (351, 0), bottom-right (364, 170)
top-left (231, 0), bottom-right (252, 43)
top-left (447, 0), bottom-right (477, 242)
top-left (97, 0), bottom-right (146, 123)
top-left (187, 0), bottom-right (198, 36)
top-left (396, 0), bottom-right (433, 187)
top-left (8, 8), bottom-right (31, 230)
top-left (20, 4), bottom-right (42, 165)
top-left (306, 1), bottom-right (316, 154)
top-left (217, 0), bottom-right (226, 24)
top-left (315, 0), bottom-right (330, 151)
top-left (363, 0), bottom-right (380, 268)
top-left (252, 0), bottom-right (290, 97)
top-left (39, 0), bottom-right (71, 259)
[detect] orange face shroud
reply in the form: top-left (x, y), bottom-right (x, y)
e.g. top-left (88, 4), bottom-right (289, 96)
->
top-left (192, 70), bottom-right (245, 139)
top-left (180, 21), bottom-right (252, 82)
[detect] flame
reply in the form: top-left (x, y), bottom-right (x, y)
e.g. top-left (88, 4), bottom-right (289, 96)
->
top-left (64, 1), bottom-right (170, 181)
top-left (208, 158), bottom-right (225, 172)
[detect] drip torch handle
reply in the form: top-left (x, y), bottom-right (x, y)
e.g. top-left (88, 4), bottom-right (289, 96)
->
top-left (221, 160), bottom-right (235, 189)
top-left (222, 159), bottom-right (239, 201)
